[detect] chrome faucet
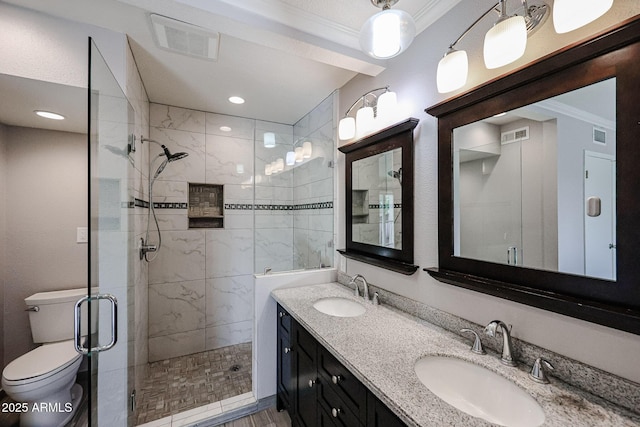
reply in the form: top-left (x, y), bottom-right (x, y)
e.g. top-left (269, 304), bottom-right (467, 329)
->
top-left (349, 274), bottom-right (370, 302)
top-left (484, 320), bottom-right (517, 366)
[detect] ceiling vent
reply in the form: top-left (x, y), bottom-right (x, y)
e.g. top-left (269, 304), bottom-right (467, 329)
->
top-left (150, 14), bottom-right (219, 61)
top-left (501, 126), bottom-right (529, 145)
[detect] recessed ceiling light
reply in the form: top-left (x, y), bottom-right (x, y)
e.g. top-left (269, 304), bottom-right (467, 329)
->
top-left (35, 110), bottom-right (65, 120)
top-left (220, 126), bottom-right (232, 132)
top-left (228, 96), bottom-right (245, 104)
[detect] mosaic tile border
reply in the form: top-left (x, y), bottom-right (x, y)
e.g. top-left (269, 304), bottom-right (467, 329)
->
top-left (133, 199), bottom-right (333, 211)
top-left (368, 203), bottom-right (402, 209)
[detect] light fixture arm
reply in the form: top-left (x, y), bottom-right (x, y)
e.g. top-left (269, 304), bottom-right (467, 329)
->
top-left (343, 86), bottom-right (390, 118)
top-left (449, 2), bottom-right (500, 50)
top-left (447, 0), bottom-right (545, 51)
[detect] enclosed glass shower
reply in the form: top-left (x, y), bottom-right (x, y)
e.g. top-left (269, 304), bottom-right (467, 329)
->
top-left (135, 92), bottom-right (336, 425)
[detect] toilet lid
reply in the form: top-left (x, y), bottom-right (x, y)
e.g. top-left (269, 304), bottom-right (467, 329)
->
top-left (3, 341), bottom-right (81, 382)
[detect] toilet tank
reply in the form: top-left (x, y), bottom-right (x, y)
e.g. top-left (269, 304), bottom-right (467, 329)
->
top-left (25, 288), bottom-right (95, 344)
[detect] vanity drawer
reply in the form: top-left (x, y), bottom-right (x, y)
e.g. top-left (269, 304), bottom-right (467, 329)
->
top-left (318, 346), bottom-right (366, 420)
top-left (318, 378), bottom-right (362, 427)
top-left (278, 303), bottom-right (292, 335)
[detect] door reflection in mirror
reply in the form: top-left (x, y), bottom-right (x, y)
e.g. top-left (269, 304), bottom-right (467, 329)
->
top-left (453, 78), bottom-right (616, 280)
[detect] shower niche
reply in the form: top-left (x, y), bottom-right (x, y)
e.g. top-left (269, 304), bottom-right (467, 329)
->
top-left (188, 183), bottom-right (224, 229)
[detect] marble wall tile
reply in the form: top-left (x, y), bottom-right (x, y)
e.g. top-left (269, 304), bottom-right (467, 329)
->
top-left (151, 103), bottom-right (205, 133)
top-left (148, 280), bottom-right (206, 338)
top-left (255, 228), bottom-right (293, 273)
top-left (148, 230), bottom-right (206, 284)
top-left (206, 113), bottom-right (254, 139)
top-left (255, 185), bottom-right (293, 204)
top-left (155, 213), bottom-right (189, 232)
top-left (205, 320), bottom-right (252, 351)
top-left (205, 229), bottom-right (254, 278)
top-left (205, 275), bottom-right (253, 327)
top-left (149, 329), bottom-right (205, 362)
top-left (254, 212), bottom-right (293, 229)
top-left (149, 127), bottom-right (206, 183)
top-left (205, 134), bottom-right (254, 185)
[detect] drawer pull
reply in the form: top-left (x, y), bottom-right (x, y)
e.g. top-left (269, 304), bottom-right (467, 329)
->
top-left (331, 408), bottom-right (342, 418)
top-left (308, 379), bottom-right (317, 388)
top-left (284, 347), bottom-right (291, 353)
top-left (331, 375), bottom-right (342, 384)
top-left (279, 311), bottom-right (288, 318)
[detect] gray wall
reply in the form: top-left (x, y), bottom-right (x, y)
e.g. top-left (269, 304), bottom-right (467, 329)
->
top-left (2, 126), bottom-right (87, 368)
top-left (0, 124), bottom-right (7, 369)
top-left (337, 0), bottom-right (640, 383)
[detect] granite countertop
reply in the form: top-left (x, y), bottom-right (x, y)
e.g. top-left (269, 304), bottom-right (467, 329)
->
top-left (271, 282), bottom-right (640, 427)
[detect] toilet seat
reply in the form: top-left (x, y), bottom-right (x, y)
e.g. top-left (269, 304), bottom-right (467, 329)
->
top-left (2, 340), bottom-right (81, 385)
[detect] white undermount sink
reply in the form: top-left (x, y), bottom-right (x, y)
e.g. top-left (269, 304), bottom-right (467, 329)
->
top-left (414, 356), bottom-right (545, 427)
top-left (313, 297), bottom-right (366, 317)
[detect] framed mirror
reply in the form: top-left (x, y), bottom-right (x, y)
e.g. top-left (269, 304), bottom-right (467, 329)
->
top-left (338, 118), bottom-right (418, 274)
top-left (426, 18), bottom-right (640, 334)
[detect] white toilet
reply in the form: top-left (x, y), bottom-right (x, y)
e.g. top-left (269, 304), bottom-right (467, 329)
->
top-left (2, 288), bottom-right (90, 427)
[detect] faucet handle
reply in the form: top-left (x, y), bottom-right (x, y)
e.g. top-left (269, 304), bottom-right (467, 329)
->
top-left (372, 292), bottom-right (380, 305)
top-left (460, 328), bottom-right (486, 355)
top-left (529, 358), bottom-right (554, 384)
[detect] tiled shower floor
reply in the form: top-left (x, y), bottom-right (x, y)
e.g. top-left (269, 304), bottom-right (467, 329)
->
top-left (135, 342), bottom-right (252, 425)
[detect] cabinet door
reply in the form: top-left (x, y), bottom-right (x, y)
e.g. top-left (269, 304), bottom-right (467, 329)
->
top-left (293, 322), bottom-right (318, 427)
top-left (277, 329), bottom-right (293, 411)
top-left (367, 393), bottom-right (407, 427)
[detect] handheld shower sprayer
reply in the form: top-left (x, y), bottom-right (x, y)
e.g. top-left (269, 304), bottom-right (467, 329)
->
top-left (139, 136), bottom-right (189, 261)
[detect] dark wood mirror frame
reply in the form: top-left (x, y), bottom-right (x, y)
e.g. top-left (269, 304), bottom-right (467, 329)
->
top-left (425, 17), bottom-right (640, 335)
top-left (338, 118), bottom-right (419, 275)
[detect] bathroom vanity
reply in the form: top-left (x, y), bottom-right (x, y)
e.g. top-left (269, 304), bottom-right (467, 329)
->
top-left (272, 282), bottom-right (640, 427)
top-left (276, 302), bottom-right (404, 427)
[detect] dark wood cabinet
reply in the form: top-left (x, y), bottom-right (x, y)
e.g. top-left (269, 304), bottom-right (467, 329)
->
top-left (276, 305), bottom-right (407, 427)
top-left (367, 394), bottom-right (407, 427)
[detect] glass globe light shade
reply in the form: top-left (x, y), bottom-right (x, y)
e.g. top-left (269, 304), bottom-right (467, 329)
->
top-left (275, 158), bottom-right (284, 172)
top-left (360, 9), bottom-right (416, 59)
top-left (437, 49), bottom-right (468, 93)
top-left (356, 106), bottom-right (375, 137)
top-left (302, 141), bottom-right (312, 159)
top-left (294, 147), bottom-right (304, 162)
top-left (286, 151), bottom-right (295, 166)
top-left (553, 0), bottom-right (613, 33)
top-left (375, 91), bottom-right (397, 125)
top-left (263, 132), bottom-right (276, 148)
top-left (338, 117), bottom-right (356, 140)
top-left (265, 164), bottom-right (272, 176)
top-left (484, 15), bottom-right (527, 69)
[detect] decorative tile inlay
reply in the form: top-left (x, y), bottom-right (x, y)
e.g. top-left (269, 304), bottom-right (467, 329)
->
top-left (136, 200), bottom-right (332, 211)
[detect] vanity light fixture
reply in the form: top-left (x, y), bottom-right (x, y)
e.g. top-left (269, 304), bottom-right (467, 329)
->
top-left (553, 0), bottom-right (613, 33)
top-left (294, 147), bottom-right (304, 162)
top-left (437, 0), bottom-right (549, 93)
top-left (360, 0), bottom-right (416, 59)
top-left (35, 110), bottom-right (65, 120)
top-left (339, 86), bottom-right (399, 141)
top-left (437, 0), bottom-right (612, 93)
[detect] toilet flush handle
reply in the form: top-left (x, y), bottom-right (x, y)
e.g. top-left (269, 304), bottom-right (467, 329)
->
top-left (25, 306), bottom-right (39, 312)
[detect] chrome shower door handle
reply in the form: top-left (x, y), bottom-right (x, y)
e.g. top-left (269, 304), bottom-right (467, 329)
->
top-left (74, 293), bottom-right (118, 355)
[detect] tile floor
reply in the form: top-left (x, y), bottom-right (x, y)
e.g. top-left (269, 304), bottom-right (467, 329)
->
top-left (135, 343), bottom-right (252, 425)
top-left (219, 406), bottom-right (291, 427)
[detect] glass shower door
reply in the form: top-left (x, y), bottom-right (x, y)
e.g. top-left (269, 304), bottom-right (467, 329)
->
top-left (87, 38), bottom-right (134, 426)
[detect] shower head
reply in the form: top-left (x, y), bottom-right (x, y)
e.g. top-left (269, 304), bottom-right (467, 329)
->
top-left (388, 167), bottom-right (402, 185)
top-left (141, 137), bottom-right (189, 163)
top-left (167, 150), bottom-right (189, 162)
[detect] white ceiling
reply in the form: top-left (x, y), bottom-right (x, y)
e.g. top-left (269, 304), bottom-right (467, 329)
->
top-left (3, 0), bottom-right (462, 127)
